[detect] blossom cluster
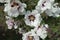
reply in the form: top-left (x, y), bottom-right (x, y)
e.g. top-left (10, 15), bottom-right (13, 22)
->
top-left (0, 0), bottom-right (60, 40)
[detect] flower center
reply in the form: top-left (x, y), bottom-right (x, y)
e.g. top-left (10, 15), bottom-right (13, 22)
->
top-left (11, 2), bottom-right (19, 7)
top-left (42, 1), bottom-right (46, 7)
top-left (42, 4), bottom-right (45, 7)
top-left (28, 15), bottom-right (35, 21)
top-left (28, 36), bottom-right (33, 40)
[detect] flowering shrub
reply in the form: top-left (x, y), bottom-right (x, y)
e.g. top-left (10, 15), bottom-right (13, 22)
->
top-left (0, 0), bottom-right (60, 40)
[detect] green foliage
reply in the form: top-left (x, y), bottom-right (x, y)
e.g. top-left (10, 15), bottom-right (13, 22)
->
top-left (20, 0), bottom-right (38, 11)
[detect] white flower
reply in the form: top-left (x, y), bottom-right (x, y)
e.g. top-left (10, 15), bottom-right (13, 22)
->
top-left (22, 24), bottom-right (48, 40)
top-left (6, 18), bottom-right (18, 29)
top-left (35, 0), bottom-right (54, 13)
top-left (45, 3), bottom-right (60, 17)
top-left (24, 10), bottom-right (42, 27)
top-left (22, 29), bottom-right (39, 40)
top-left (0, 0), bottom-right (5, 3)
top-left (0, 0), bottom-right (11, 3)
top-left (35, 24), bottom-right (48, 40)
top-left (36, 0), bottom-right (60, 17)
top-left (4, 0), bottom-right (26, 17)
top-left (6, 18), bottom-right (14, 29)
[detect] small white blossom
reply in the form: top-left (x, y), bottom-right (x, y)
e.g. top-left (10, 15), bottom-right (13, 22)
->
top-left (6, 18), bottom-right (18, 29)
top-left (0, 0), bottom-right (10, 3)
top-left (4, 0), bottom-right (26, 17)
top-left (24, 10), bottom-right (42, 27)
top-left (36, 0), bottom-right (60, 17)
top-left (22, 29), bottom-right (39, 40)
top-left (35, 24), bottom-right (48, 40)
top-left (35, 0), bottom-right (54, 13)
top-left (6, 18), bottom-right (14, 29)
top-left (45, 3), bottom-right (60, 17)
top-left (0, 0), bottom-right (5, 3)
top-left (22, 24), bottom-right (48, 40)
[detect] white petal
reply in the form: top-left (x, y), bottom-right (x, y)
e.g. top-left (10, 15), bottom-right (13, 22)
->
top-left (8, 26), bottom-right (12, 29)
top-left (0, 0), bottom-right (5, 3)
top-left (14, 24), bottom-right (18, 29)
top-left (34, 35), bottom-right (39, 40)
top-left (36, 26), bottom-right (47, 39)
top-left (44, 24), bottom-right (49, 28)
top-left (22, 3), bottom-right (27, 8)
